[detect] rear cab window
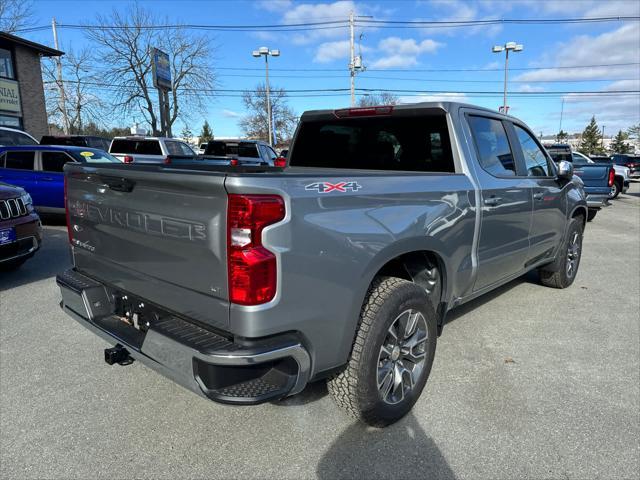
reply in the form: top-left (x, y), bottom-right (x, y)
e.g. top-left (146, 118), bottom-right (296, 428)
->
top-left (110, 139), bottom-right (162, 155)
top-left (289, 111), bottom-right (455, 172)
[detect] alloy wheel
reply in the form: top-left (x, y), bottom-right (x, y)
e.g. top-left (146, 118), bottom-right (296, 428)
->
top-left (566, 231), bottom-right (581, 278)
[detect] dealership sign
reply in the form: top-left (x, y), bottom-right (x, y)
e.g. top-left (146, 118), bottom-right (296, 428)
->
top-left (152, 48), bottom-right (172, 91)
top-left (0, 79), bottom-right (21, 114)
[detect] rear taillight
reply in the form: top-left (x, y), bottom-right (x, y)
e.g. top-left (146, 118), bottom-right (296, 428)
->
top-left (123, 155), bottom-right (134, 164)
top-left (227, 194), bottom-right (285, 305)
top-left (163, 156), bottom-right (171, 165)
top-left (230, 158), bottom-right (239, 167)
top-left (608, 167), bottom-right (615, 187)
top-left (334, 105), bottom-right (394, 118)
top-left (64, 175), bottom-right (72, 244)
top-left (274, 157), bottom-right (286, 168)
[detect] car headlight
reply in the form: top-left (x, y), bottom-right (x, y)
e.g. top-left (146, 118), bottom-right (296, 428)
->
top-left (21, 193), bottom-right (33, 206)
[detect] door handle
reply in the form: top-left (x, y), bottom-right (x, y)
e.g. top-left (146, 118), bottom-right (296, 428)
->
top-left (484, 196), bottom-right (502, 206)
top-left (533, 192), bottom-right (545, 201)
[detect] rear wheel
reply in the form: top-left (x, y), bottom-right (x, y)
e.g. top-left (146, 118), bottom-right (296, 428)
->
top-left (538, 216), bottom-right (583, 289)
top-left (327, 277), bottom-right (437, 427)
top-left (609, 180), bottom-right (621, 199)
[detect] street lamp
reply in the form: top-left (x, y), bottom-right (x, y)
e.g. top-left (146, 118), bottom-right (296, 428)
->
top-left (252, 47), bottom-right (280, 146)
top-left (492, 42), bottom-right (523, 114)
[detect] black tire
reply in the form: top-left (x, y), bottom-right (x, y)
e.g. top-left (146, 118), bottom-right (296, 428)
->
top-left (587, 209), bottom-right (598, 222)
top-left (538, 216), bottom-right (584, 289)
top-left (327, 276), bottom-right (437, 427)
top-left (609, 180), bottom-right (621, 199)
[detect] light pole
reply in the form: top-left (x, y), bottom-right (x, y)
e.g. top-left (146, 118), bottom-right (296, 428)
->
top-left (492, 42), bottom-right (523, 114)
top-left (252, 47), bottom-right (280, 146)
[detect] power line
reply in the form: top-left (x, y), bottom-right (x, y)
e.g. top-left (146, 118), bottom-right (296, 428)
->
top-left (15, 15), bottom-right (639, 33)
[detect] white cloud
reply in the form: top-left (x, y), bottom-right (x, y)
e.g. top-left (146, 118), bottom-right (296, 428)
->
top-left (398, 92), bottom-right (468, 104)
top-left (515, 23), bottom-right (640, 82)
top-left (222, 109), bottom-right (241, 118)
top-left (370, 37), bottom-right (443, 69)
top-left (420, 0), bottom-right (504, 37)
top-left (282, 1), bottom-right (356, 45)
top-left (257, 0), bottom-right (293, 12)
top-left (517, 84), bottom-right (545, 93)
top-left (314, 40), bottom-right (352, 63)
top-left (521, 0), bottom-right (639, 17)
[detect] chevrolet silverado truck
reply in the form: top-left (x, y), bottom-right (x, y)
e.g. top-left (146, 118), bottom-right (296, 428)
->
top-left (545, 144), bottom-right (613, 221)
top-left (57, 103), bottom-right (587, 427)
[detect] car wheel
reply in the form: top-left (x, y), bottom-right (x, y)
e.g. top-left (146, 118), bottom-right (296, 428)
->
top-left (587, 209), bottom-right (598, 222)
top-left (609, 180), bottom-right (621, 199)
top-left (327, 276), bottom-right (437, 427)
top-left (538, 216), bottom-right (584, 289)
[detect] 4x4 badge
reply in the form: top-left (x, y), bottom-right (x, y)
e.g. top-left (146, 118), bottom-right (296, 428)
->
top-left (305, 181), bottom-right (362, 193)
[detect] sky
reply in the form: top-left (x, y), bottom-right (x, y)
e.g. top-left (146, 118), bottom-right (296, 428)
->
top-left (20, 0), bottom-right (640, 138)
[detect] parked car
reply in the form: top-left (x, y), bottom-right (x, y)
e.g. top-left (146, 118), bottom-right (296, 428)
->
top-left (572, 151), bottom-right (629, 199)
top-left (545, 144), bottom-right (614, 219)
top-left (203, 139), bottom-right (279, 166)
top-left (0, 145), bottom-right (120, 214)
top-left (109, 136), bottom-right (195, 164)
top-left (58, 102), bottom-right (588, 427)
top-left (0, 127), bottom-right (38, 146)
top-left (0, 181), bottom-right (42, 270)
top-left (40, 135), bottom-right (111, 152)
top-left (611, 154), bottom-right (640, 177)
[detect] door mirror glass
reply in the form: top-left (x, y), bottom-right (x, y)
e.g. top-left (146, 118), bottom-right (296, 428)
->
top-left (556, 160), bottom-right (573, 180)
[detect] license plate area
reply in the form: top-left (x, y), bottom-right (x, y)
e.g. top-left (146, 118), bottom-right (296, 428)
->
top-left (0, 228), bottom-right (16, 245)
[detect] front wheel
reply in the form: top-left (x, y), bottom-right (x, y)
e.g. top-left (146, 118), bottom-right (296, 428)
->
top-left (327, 277), bottom-right (437, 427)
top-left (538, 216), bottom-right (584, 289)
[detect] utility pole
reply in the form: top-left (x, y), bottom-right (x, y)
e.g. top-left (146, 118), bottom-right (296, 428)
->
top-left (492, 42), bottom-right (523, 114)
top-left (252, 47), bottom-right (280, 146)
top-left (559, 97), bottom-right (565, 133)
top-left (51, 18), bottom-right (70, 134)
top-left (349, 11), bottom-right (355, 107)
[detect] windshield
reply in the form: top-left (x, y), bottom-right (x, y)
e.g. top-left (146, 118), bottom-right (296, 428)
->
top-left (69, 149), bottom-right (120, 163)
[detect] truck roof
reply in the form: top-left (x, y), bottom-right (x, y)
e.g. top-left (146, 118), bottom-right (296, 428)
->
top-left (300, 101), bottom-right (510, 120)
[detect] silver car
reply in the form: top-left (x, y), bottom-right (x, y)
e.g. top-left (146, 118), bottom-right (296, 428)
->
top-left (109, 136), bottom-right (195, 164)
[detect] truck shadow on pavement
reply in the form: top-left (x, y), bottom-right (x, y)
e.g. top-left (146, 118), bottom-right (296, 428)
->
top-left (316, 413), bottom-right (455, 480)
top-left (0, 224), bottom-right (72, 291)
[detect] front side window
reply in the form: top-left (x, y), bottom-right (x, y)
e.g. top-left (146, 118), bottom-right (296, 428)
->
top-left (42, 151), bottom-right (74, 172)
top-left (514, 125), bottom-right (554, 177)
top-left (4, 151), bottom-right (35, 170)
top-left (165, 141), bottom-right (183, 156)
top-left (468, 116), bottom-right (515, 176)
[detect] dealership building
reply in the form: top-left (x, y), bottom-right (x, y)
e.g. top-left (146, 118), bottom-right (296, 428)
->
top-left (0, 31), bottom-right (63, 140)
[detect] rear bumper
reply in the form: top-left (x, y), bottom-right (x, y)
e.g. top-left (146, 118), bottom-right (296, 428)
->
top-left (586, 194), bottom-right (609, 209)
top-left (56, 269), bottom-right (311, 405)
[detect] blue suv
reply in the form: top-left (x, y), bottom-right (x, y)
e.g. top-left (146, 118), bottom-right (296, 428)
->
top-left (0, 145), bottom-right (119, 214)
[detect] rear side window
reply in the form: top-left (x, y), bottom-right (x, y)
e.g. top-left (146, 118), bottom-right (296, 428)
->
top-left (0, 130), bottom-right (37, 146)
top-left (42, 151), bottom-right (74, 172)
top-left (289, 113), bottom-right (454, 172)
top-left (110, 139), bottom-right (162, 155)
top-left (468, 116), bottom-right (515, 176)
top-left (238, 143), bottom-right (259, 158)
top-left (514, 125), bottom-right (554, 177)
top-left (4, 151), bottom-right (35, 170)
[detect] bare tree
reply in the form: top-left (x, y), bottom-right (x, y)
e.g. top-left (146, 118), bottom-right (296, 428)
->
top-left (42, 47), bottom-right (106, 133)
top-left (86, 5), bottom-right (217, 136)
top-left (357, 92), bottom-right (399, 107)
top-left (0, 0), bottom-right (34, 33)
top-left (240, 84), bottom-right (298, 144)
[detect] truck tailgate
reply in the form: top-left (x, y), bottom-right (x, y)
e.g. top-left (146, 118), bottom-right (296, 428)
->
top-left (65, 164), bottom-right (230, 330)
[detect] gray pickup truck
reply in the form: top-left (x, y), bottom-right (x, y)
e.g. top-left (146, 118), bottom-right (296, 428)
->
top-left (57, 102), bottom-right (587, 426)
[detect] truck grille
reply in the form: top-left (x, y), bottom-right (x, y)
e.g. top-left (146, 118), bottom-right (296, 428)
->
top-left (0, 198), bottom-right (27, 220)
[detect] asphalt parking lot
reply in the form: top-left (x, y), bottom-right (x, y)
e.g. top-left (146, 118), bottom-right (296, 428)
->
top-left (1, 183), bottom-right (639, 480)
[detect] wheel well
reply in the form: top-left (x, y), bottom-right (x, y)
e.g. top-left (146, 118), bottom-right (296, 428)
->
top-left (572, 207), bottom-right (587, 230)
top-left (376, 250), bottom-right (446, 307)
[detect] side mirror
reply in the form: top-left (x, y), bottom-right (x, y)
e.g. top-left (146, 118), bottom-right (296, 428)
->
top-left (556, 160), bottom-right (573, 180)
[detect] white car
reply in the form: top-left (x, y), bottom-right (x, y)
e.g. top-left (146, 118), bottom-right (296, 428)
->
top-left (573, 151), bottom-right (629, 199)
top-left (0, 127), bottom-right (38, 146)
top-left (109, 136), bottom-right (196, 164)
